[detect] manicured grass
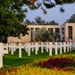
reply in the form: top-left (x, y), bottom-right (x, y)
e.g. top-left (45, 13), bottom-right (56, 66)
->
top-left (3, 48), bottom-right (75, 66)
top-left (3, 48), bottom-right (49, 66)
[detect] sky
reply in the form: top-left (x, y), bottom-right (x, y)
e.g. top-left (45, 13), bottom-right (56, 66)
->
top-left (25, 1), bottom-right (75, 25)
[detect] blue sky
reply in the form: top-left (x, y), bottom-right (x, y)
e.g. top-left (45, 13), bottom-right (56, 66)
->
top-left (25, 3), bottom-right (75, 25)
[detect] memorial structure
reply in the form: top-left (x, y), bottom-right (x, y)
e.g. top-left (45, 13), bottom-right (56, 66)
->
top-left (8, 23), bottom-right (75, 43)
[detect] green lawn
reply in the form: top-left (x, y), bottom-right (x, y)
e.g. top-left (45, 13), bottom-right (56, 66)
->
top-left (3, 48), bottom-right (75, 66)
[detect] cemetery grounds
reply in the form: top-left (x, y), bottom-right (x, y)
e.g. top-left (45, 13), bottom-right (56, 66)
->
top-left (1, 48), bottom-right (75, 75)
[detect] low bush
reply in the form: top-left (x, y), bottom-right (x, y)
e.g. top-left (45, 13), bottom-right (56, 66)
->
top-left (6, 64), bottom-right (75, 75)
top-left (0, 69), bottom-right (6, 75)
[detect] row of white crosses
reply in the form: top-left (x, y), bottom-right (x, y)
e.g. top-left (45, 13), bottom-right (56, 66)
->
top-left (8, 42), bottom-right (73, 57)
top-left (0, 42), bottom-right (73, 68)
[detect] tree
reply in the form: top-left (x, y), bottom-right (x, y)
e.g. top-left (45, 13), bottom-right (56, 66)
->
top-left (35, 16), bottom-right (46, 24)
top-left (24, 19), bottom-right (32, 24)
top-left (25, 19), bottom-right (36, 25)
top-left (35, 27), bottom-right (54, 41)
top-left (49, 20), bottom-right (59, 25)
top-left (25, 16), bottom-right (59, 25)
top-left (45, 20), bottom-right (59, 25)
top-left (27, 0), bottom-right (75, 14)
top-left (35, 27), bottom-right (47, 41)
top-left (66, 14), bottom-right (75, 23)
top-left (0, 0), bottom-right (28, 42)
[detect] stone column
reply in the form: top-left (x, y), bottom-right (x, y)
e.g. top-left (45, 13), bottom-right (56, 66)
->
top-left (27, 28), bottom-right (31, 42)
top-left (65, 25), bottom-right (68, 42)
top-left (32, 28), bottom-right (35, 41)
top-left (53, 28), bottom-right (55, 41)
top-left (29, 28), bottom-right (31, 41)
top-left (74, 25), bottom-right (75, 41)
top-left (53, 28), bottom-right (55, 35)
top-left (72, 26), bottom-right (75, 41)
top-left (59, 28), bottom-right (62, 41)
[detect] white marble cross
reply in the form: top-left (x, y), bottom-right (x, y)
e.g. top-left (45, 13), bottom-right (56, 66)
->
top-left (16, 43), bottom-right (24, 57)
top-left (0, 43), bottom-right (8, 68)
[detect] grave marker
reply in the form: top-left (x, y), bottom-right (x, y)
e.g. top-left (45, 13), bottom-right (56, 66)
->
top-left (0, 43), bottom-right (8, 68)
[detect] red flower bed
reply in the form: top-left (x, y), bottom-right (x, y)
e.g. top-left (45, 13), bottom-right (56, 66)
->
top-left (38, 58), bottom-right (75, 69)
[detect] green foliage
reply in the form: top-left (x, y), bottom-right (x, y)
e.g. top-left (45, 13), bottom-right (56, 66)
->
top-left (66, 14), bottom-right (75, 23)
top-left (35, 16), bottom-right (46, 24)
top-left (3, 49), bottom-right (50, 66)
top-left (35, 27), bottom-right (54, 41)
top-left (49, 20), bottom-right (59, 25)
top-left (25, 16), bottom-right (59, 25)
top-left (49, 35), bottom-right (54, 41)
top-left (34, 17), bottom-right (59, 25)
top-left (35, 27), bottom-right (46, 41)
top-left (28, 0), bottom-right (75, 13)
top-left (0, 0), bottom-right (28, 42)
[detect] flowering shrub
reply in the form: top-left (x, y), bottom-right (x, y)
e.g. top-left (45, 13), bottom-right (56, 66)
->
top-left (0, 66), bottom-right (18, 75)
top-left (38, 57), bottom-right (75, 69)
top-left (0, 69), bottom-right (6, 75)
top-left (0, 58), bottom-right (75, 75)
top-left (6, 64), bottom-right (75, 75)
top-left (1, 50), bottom-right (75, 75)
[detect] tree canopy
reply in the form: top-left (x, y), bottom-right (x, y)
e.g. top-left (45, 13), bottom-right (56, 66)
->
top-left (0, 0), bottom-right (29, 42)
top-left (27, 0), bottom-right (75, 14)
top-left (66, 14), bottom-right (75, 23)
top-left (35, 27), bottom-right (54, 41)
top-left (25, 16), bottom-right (59, 25)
